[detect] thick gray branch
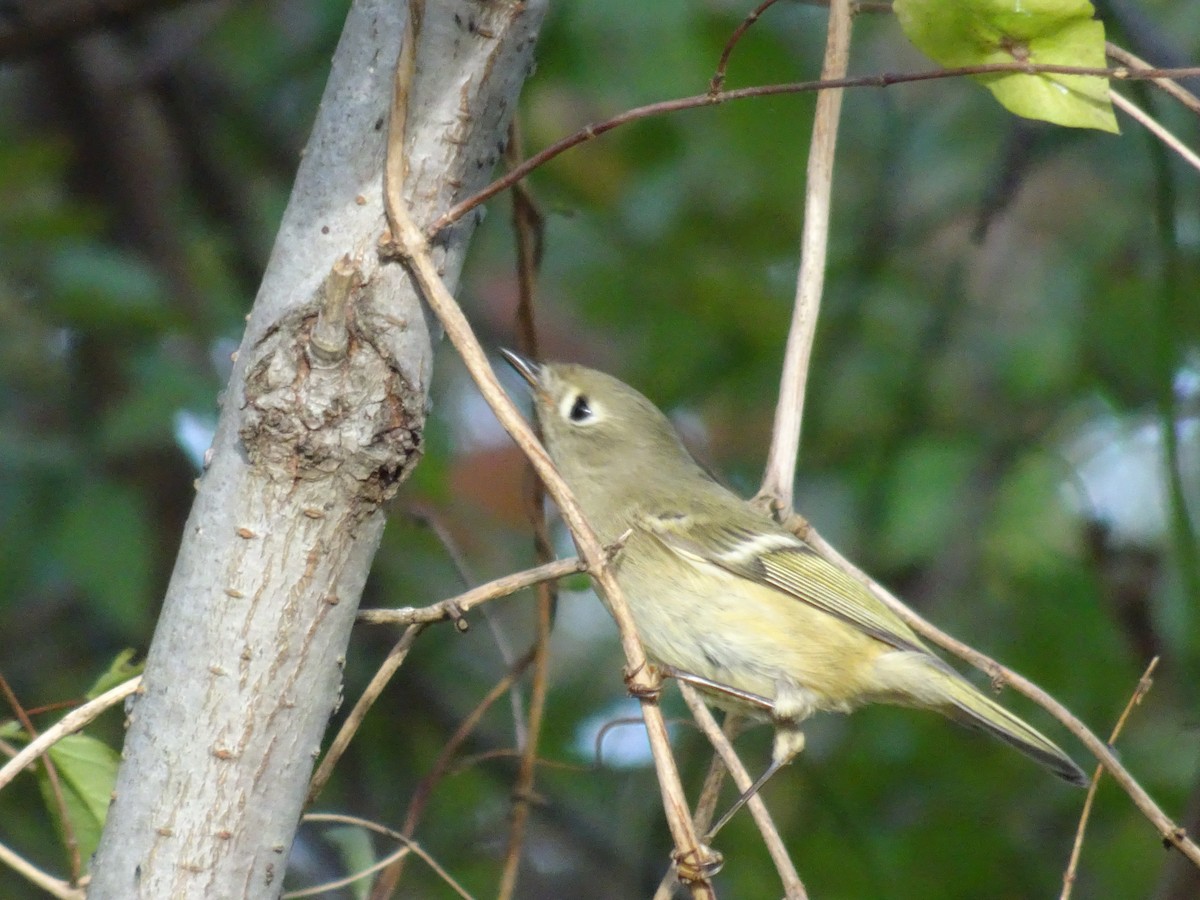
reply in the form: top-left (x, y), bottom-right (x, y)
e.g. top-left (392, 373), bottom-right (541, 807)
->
top-left (88, 1), bottom-right (546, 897)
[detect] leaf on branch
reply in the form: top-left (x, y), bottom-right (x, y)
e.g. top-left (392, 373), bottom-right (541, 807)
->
top-left (41, 733), bottom-right (121, 867)
top-left (894, 0), bottom-right (1119, 133)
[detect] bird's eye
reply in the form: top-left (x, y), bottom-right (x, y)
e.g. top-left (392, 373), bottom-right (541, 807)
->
top-left (568, 394), bottom-right (592, 422)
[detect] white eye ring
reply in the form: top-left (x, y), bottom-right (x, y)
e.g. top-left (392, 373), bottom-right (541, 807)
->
top-left (561, 392), bottom-right (597, 425)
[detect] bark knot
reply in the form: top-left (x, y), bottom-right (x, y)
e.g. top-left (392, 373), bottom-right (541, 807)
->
top-left (239, 293), bottom-right (423, 509)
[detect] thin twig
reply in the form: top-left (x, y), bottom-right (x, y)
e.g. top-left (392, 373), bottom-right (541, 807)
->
top-left (1110, 90), bottom-right (1200, 175)
top-left (298, 813), bottom-right (475, 900)
top-left (406, 502), bottom-right (528, 745)
top-left (688, 713), bottom-right (745, 838)
top-left (307, 625), bottom-right (425, 805)
top-left (792, 517), bottom-right (1200, 868)
top-left (1061, 657), bottom-right (1161, 900)
top-left (381, 0), bottom-right (423, 248)
top-left (382, 27), bottom-right (715, 895)
top-left (710, 0), bottom-right (783, 94)
top-left (426, 61), bottom-right (1200, 236)
top-left (0, 676), bottom-right (81, 882)
top-left (757, 0), bottom-right (852, 512)
top-left (356, 557), bottom-right (584, 625)
top-left (497, 117), bottom-right (555, 900)
top-left (447, 748), bottom-right (585, 777)
top-left (0, 676), bottom-right (141, 794)
top-left (679, 684), bottom-right (807, 900)
top-left (284, 842), bottom-right (415, 899)
top-left (1106, 43), bottom-right (1200, 115)
top-left (0, 837), bottom-right (84, 900)
top-left (650, 713), bottom-right (744, 899)
top-left (369, 646), bottom-right (537, 898)
top-left (407, 503), bottom-right (478, 587)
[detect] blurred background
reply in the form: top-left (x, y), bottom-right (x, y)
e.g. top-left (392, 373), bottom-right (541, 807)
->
top-left (1, 0), bottom-right (1198, 897)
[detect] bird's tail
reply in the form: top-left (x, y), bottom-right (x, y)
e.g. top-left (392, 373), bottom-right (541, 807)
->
top-left (876, 651), bottom-right (1090, 787)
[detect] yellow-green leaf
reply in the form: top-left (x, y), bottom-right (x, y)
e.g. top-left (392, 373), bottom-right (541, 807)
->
top-left (894, 0), bottom-right (1118, 132)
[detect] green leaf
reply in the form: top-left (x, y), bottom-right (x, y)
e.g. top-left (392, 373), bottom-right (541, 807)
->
top-left (85, 650), bottom-right (144, 699)
top-left (894, 0), bottom-right (1118, 132)
top-left (39, 733), bottom-right (120, 867)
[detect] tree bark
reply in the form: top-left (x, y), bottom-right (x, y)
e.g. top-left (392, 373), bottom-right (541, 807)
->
top-left (88, 1), bottom-right (546, 896)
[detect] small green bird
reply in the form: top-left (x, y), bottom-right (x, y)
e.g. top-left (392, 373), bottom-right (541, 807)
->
top-left (503, 350), bottom-right (1089, 799)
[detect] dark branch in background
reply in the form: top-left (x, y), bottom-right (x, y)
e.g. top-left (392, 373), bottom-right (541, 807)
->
top-left (497, 117), bottom-right (555, 900)
top-left (41, 40), bottom-right (210, 330)
top-left (409, 504), bottom-right (531, 743)
top-left (369, 646), bottom-right (536, 899)
top-left (153, 63), bottom-right (275, 296)
top-left (0, 0), bottom-right (190, 59)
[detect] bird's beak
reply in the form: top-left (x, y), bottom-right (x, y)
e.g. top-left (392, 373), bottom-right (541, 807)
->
top-left (500, 348), bottom-right (541, 390)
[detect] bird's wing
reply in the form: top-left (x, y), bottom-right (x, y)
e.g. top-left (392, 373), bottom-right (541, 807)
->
top-left (642, 511), bottom-right (927, 654)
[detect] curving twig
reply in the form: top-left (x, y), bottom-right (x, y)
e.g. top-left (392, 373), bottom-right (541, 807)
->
top-left (0, 837), bottom-right (84, 899)
top-left (370, 646), bottom-right (537, 897)
top-left (709, 0), bottom-right (783, 94)
top-left (295, 813), bottom-right (475, 900)
top-left (1061, 657), bottom-right (1161, 900)
top-left (427, 61), bottom-right (1200, 237)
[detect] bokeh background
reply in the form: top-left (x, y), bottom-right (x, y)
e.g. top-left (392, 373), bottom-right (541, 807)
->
top-left (1, 0), bottom-right (1198, 897)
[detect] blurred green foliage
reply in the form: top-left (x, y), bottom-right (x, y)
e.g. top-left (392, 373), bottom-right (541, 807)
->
top-left (1, 0), bottom-right (1198, 897)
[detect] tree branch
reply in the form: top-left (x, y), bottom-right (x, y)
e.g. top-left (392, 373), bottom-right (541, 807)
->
top-left (357, 558), bottom-right (584, 626)
top-left (88, 2), bottom-right (548, 895)
top-left (0, 0), bottom-right (190, 60)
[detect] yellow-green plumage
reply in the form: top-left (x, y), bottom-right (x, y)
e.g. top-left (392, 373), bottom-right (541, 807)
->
top-left (508, 355), bottom-right (1087, 787)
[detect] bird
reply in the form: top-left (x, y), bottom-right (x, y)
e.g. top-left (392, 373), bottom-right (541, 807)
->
top-left (502, 350), bottom-right (1089, 824)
